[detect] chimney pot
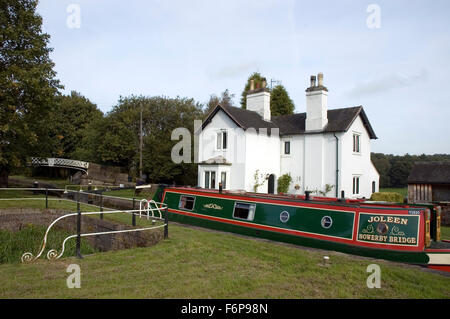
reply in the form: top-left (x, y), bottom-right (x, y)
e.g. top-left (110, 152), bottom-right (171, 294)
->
top-left (318, 72), bottom-right (324, 86)
top-left (310, 75), bottom-right (316, 88)
top-left (250, 79), bottom-right (255, 91)
top-left (262, 78), bottom-right (267, 88)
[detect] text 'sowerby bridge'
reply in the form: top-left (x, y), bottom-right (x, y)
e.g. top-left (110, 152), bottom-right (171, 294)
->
top-left (30, 157), bottom-right (90, 174)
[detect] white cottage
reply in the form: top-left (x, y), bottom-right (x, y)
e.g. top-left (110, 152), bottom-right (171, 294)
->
top-left (197, 73), bottom-right (379, 199)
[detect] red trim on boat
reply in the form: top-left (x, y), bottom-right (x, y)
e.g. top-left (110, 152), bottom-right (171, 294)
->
top-left (166, 188), bottom-right (416, 215)
top-left (427, 265), bottom-right (450, 273)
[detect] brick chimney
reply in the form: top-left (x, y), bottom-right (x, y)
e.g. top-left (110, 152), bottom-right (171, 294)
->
top-left (305, 72), bottom-right (328, 131)
top-left (246, 77), bottom-right (271, 121)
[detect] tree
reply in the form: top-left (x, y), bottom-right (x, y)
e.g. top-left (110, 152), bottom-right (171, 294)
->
top-left (270, 84), bottom-right (295, 116)
top-left (0, 0), bottom-right (62, 186)
top-left (50, 91), bottom-right (103, 158)
top-left (75, 95), bottom-right (204, 185)
top-left (204, 89), bottom-right (235, 116)
top-left (240, 72), bottom-right (267, 109)
top-left (389, 160), bottom-right (413, 188)
top-left (371, 153), bottom-right (391, 187)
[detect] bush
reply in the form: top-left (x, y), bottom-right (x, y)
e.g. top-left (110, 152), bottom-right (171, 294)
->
top-left (370, 192), bottom-right (404, 203)
top-left (277, 174), bottom-right (292, 194)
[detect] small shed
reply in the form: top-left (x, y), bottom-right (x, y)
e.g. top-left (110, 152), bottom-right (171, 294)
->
top-left (407, 162), bottom-right (450, 226)
top-left (407, 162), bottom-right (450, 203)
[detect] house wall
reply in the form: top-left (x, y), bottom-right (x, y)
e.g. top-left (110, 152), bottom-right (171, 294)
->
top-left (339, 116), bottom-right (379, 198)
top-left (244, 129), bottom-right (280, 193)
top-left (198, 109), bottom-right (379, 198)
top-left (198, 110), bottom-right (246, 190)
top-left (280, 135), bottom-right (304, 193)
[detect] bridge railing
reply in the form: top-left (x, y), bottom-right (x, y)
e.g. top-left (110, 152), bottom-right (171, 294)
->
top-left (29, 157), bottom-right (89, 173)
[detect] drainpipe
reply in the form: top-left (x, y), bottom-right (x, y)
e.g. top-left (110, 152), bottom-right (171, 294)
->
top-left (334, 134), bottom-right (339, 197)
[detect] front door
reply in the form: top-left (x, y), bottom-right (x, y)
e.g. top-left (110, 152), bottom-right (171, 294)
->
top-left (268, 174), bottom-right (275, 194)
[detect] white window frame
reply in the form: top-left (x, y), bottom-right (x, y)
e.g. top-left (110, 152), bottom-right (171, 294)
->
top-left (220, 171), bottom-right (227, 189)
top-left (216, 130), bottom-right (228, 151)
top-left (352, 175), bottom-right (361, 195)
top-left (204, 170), bottom-right (217, 189)
top-left (353, 133), bottom-right (361, 154)
top-left (232, 202), bottom-right (256, 221)
top-left (284, 140), bottom-right (291, 155)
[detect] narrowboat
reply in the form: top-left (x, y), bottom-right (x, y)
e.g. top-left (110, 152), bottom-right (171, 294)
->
top-left (152, 185), bottom-right (450, 272)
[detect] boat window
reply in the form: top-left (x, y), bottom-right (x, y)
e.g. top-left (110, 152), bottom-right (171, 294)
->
top-left (233, 202), bottom-right (256, 221)
top-left (179, 195), bottom-right (195, 210)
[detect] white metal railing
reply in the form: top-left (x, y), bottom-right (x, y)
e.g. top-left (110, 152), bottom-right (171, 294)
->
top-left (20, 208), bottom-right (167, 263)
top-left (0, 188), bottom-right (168, 263)
top-left (139, 199), bottom-right (163, 220)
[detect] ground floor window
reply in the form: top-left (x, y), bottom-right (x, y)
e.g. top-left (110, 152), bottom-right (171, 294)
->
top-left (204, 171), bottom-right (216, 189)
top-left (221, 171), bottom-right (227, 189)
top-left (353, 176), bottom-right (360, 195)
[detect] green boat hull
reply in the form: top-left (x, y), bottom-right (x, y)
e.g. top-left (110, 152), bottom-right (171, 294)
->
top-left (167, 207), bottom-right (429, 265)
top-left (152, 186), bottom-right (450, 268)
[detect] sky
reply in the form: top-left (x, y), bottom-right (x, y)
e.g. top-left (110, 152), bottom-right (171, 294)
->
top-left (36, 0), bottom-right (450, 155)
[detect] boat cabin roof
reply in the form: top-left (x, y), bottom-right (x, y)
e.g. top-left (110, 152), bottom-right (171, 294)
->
top-left (164, 186), bottom-right (427, 210)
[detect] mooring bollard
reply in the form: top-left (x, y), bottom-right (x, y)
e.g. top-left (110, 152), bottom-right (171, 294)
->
top-left (164, 207), bottom-right (169, 239)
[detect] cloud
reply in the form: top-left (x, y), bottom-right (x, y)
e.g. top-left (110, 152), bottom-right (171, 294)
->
top-left (347, 69), bottom-right (429, 97)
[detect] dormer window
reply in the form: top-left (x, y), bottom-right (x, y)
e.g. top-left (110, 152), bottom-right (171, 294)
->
top-left (353, 133), bottom-right (361, 153)
top-left (216, 130), bottom-right (228, 150)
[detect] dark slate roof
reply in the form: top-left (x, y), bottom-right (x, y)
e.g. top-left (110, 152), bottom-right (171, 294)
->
top-left (201, 104), bottom-right (377, 139)
top-left (407, 162), bottom-right (450, 185)
top-left (201, 105), bottom-right (278, 133)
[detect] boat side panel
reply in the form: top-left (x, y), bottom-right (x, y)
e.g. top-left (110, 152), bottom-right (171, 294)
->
top-left (165, 191), bottom-right (355, 241)
top-left (167, 207), bottom-right (429, 265)
top-left (162, 189), bottom-right (429, 262)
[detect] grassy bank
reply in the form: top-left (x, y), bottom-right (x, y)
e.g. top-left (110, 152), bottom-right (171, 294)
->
top-left (0, 222), bottom-right (448, 298)
top-left (0, 190), bottom-right (449, 298)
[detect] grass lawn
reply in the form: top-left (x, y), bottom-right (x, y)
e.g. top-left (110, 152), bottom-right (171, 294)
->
top-left (0, 205), bottom-right (449, 298)
top-left (9, 175), bottom-right (73, 189)
top-left (0, 192), bottom-right (449, 298)
top-left (103, 188), bottom-right (153, 200)
top-left (0, 196), bottom-right (105, 212)
top-left (0, 222), bottom-right (448, 299)
top-left (442, 226), bottom-right (450, 240)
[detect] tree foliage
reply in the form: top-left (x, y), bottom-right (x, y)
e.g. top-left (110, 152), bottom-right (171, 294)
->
top-left (240, 72), bottom-right (266, 109)
top-left (371, 153), bottom-right (450, 188)
top-left (240, 73), bottom-right (294, 116)
top-left (0, 0), bottom-right (62, 186)
top-left (50, 91), bottom-right (103, 158)
top-left (270, 84), bottom-right (295, 116)
top-left (277, 173), bottom-right (292, 194)
top-left (204, 89), bottom-right (235, 116)
top-left (75, 95), bottom-right (204, 185)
